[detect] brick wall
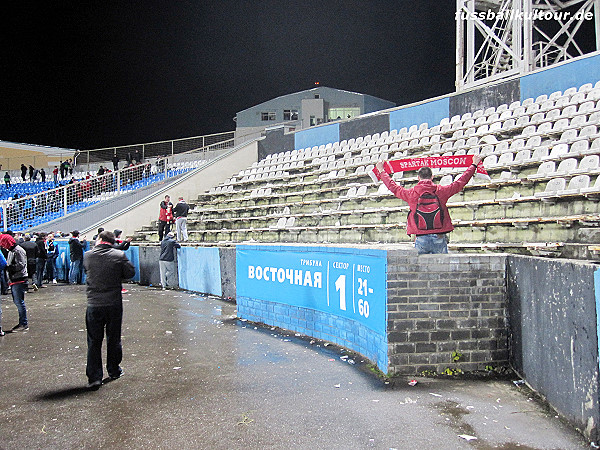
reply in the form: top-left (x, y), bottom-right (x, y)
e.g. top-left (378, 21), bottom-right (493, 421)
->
top-left (387, 250), bottom-right (508, 375)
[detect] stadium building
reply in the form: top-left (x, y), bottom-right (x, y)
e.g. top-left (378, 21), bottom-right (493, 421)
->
top-left (233, 85), bottom-right (396, 142)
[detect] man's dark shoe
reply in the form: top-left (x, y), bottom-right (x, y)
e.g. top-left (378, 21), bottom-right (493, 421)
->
top-left (109, 369), bottom-right (123, 380)
top-left (11, 324), bottom-right (29, 332)
top-left (87, 380), bottom-right (102, 390)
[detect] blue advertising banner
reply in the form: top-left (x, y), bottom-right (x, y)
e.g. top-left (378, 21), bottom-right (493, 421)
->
top-left (178, 247), bottom-right (222, 296)
top-left (237, 245), bottom-right (387, 336)
top-left (54, 241), bottom-right (139, 282)
top-left (55, 239), bottom-right (90, 283)
top-left (123, 246), bottom-right (140, 282)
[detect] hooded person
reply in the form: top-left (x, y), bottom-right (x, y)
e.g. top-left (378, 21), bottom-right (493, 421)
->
top-left (112, 229), bottom-right (131, 251)
top-left (0, 234), bottom-right (29, 332)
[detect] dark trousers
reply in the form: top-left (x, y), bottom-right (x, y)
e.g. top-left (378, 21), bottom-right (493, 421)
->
top-left (158, 220), bottom-right (170, 241)
top-left (27, 261), bottom-right (36, 281)
top-left (34, 258), bottom-right (46, 287)
top-left (0, 269), bottom-right (7, 294)
top-left (45, 258), bottom-right (56, 282)
top-left (86, 305), bottom-right (123, 383)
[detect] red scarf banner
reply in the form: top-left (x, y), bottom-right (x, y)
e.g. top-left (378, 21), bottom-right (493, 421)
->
top-left (382, 155), bottom-right (488, 175)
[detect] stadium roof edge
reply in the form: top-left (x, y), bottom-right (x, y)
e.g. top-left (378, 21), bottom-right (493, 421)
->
top-left (236, 86), bottom-right (394, 115)
top-left (0, 139), bottom-right (78, 154)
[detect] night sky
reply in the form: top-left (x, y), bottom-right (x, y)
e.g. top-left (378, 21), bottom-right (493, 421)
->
top-left (2, 2), bottom-right (456, 150)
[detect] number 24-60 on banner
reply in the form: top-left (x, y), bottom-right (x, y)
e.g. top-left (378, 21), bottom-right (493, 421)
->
top-left (236, 247), bottom-right (387, 336)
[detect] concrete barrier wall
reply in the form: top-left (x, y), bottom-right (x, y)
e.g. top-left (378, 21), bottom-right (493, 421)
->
top-left (389, 97), bottom-right (451, 132)
top-left (138, 245), bottom-right (177, 287)
top-left (258, 128), bottom-right (294, 161)
top-left (449, 78), bottom-right (520, 118)
top-left (294, 123), bottom-right (340, 150)
top-left (507, 256), bottom-right (600, 441)
top-left (235, 244), bottom-right (389, 370)
top-left (178, 247), bottom-right (222, 296)
top-left (219, 247), bottom-right (236, 299)
top-left (520, 52), bottom-right (600, 101)
top-left (136, 245), bottom-right (234, 298)
top-left (340, 113), bottom-right (390, 142)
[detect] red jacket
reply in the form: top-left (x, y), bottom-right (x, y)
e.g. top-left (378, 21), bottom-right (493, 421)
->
top-left (373, 165), bottom-right (477, 236)
top-left (158, 201), bottom-right (173, 222)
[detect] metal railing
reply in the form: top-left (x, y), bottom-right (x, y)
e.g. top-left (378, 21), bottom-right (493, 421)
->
top-left (0, 155), bottom-right (203, 233)
top-left (75, 131), bottom-right (235, 170)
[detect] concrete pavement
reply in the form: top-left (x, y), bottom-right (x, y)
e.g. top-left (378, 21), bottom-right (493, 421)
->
top-left (0, 283), bottom-right (589, 449)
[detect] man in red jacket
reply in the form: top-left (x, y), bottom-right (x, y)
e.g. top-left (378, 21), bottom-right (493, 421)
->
top-left (374, 154), bottom-right (482, 254)
top-left (157, 195), bottom-right (173, 241)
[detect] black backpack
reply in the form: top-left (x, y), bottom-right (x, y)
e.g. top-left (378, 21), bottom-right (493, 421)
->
top-left (412, 191), bottom-right (444, 231)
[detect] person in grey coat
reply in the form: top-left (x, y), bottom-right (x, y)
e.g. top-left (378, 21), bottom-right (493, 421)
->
top-left (83, 230), bottom-right (135, 389)
top-left (159, 232), bottom-right (180, 289)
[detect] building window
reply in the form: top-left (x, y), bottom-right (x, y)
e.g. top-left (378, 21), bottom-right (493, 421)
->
top-left (328, 107), bottom-right (360, 121)
top-left (261, 112), bottom-right (276, 121)
top-left (283, 109), bottom-right (298, 121)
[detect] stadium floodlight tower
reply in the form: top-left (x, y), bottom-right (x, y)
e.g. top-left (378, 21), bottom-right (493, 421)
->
top-left (456, 0), bottom-right (600, 90)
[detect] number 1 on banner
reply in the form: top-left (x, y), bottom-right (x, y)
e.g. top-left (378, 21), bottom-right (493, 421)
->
top-left (335, 275), bottom-right (346, 311)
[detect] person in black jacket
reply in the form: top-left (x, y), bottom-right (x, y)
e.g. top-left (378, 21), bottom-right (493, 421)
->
top-left (112, 229), bottom-right (131, 251)
top-left (32, 233), bottom-right (47, 290)
top-left (172, 197), bottom-right (190, 242)
top-left (44, 233), bottom-right (59, 284)
top-left (19, 235), bottom-right (36, 288)
top-left (68, 230), bottom-right (87, 285)
top-left (159, 232), bottom-right (180, 289)
top-left (112, 154), bottom-right (119, 171)
top-left (83, 230), bottom-right (135, 389)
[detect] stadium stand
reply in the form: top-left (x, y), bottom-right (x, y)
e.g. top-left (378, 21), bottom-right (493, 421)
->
top-left (132, 80), bottom-right (600, 260)
top-left (1, 158), bottom-right (205, 232)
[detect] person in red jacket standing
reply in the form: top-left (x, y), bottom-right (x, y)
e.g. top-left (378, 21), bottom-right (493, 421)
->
top-left (374, 154), bottom-right (482, 254)
top-left (157, 195), bottom-right (173, 241)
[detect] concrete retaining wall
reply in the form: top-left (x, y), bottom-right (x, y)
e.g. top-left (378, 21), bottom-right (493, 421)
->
top-left (507, 256), bottom-right (600, 441)
top-left (138, 245), bottom-right (177, 287)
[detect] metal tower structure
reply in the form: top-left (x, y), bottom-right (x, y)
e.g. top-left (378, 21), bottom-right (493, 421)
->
top-left (456, 0), bottom-right (600, 90)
